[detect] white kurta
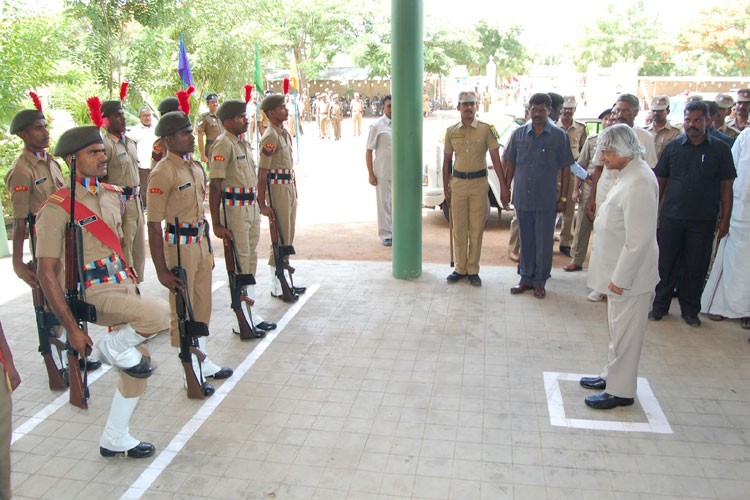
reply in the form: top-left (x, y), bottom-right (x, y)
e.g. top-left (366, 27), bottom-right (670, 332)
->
top-left (701, 128), bottom-right (750, 317)
top-left (366, 115), bottom-right (393, 241)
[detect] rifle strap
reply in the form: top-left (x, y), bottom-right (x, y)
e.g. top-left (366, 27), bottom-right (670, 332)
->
top-left (45, 188), bottom-right (129, 266)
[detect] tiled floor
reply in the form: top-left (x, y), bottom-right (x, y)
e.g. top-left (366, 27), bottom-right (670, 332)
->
top-left (3, 256), bottom-right (750, 499)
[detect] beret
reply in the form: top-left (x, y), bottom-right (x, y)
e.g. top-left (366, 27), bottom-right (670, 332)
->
top-left (157, 97), bottom-right (179, 115)
top-left (100, 100), bottom-right (124, 117)
top-left (217, 100), bottom-right (247, 121)
top-left (260, 94), bottom-right (285, 112)
top-left (10, 109), bottom-right (45, 135)
top-left (598, 108), bottom-right (612, 121)
top-left (155, 111), bottom-right (192, 137)
top-left (54, 126), bottom-right (103, 157)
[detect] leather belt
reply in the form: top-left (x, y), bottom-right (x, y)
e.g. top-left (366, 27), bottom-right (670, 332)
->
top-left (452, 169), bottom-right (487, 180)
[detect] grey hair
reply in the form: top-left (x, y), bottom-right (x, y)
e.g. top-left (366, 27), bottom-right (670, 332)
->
top-left (597, 124), bottom-right (645, 159)
top-left (615, 93), bottom-right (640, 112)
top-left (138, 106), bottom-right (152, 115)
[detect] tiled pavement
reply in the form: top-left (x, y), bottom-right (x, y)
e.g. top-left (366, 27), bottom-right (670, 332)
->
top-left (3, 255), bottom-right (750, 500)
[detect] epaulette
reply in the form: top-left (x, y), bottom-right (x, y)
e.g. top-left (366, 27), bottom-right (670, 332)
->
top-left (101, 182), bottom-right (123, 193)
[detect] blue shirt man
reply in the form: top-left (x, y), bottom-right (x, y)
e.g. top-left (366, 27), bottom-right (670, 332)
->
top-left (504, 93), bottom-right (574, 297)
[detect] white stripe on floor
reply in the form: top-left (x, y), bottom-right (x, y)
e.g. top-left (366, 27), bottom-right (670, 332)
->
top-left (120, 284), bottom-right (320, 500)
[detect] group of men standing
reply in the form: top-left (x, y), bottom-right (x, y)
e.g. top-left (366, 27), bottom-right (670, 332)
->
top-left (3, 88), bottom-right (301, 477)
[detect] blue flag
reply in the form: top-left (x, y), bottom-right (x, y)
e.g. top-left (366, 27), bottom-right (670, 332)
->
top-left (177, 34), bottom-right (193, 88)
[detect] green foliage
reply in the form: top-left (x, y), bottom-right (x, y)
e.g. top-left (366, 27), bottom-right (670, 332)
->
top-left (0, 136), bottom-right (23, 217)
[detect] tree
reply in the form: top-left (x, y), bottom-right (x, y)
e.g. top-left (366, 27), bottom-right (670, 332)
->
top-left (476, 23), bottom-right (528, 79)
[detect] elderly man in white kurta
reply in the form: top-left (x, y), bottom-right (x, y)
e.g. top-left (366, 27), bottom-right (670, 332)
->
top-left (702, 127), bottom-right (750, 331)
top-left (366, 95), bottom-right (393, 246)
top-left (581, 124), bottom-right (659, 410)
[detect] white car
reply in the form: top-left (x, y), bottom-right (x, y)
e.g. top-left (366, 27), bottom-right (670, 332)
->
top-left (422, 114), bottom-right (524, 220)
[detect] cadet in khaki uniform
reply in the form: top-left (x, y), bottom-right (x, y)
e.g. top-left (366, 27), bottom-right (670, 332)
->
top-left (715, 93), bottom-right (739, 139)
top-left (36, 126), bottom-right (169, 459)
top-left (443, 91), bottom-right (509, 286)
top-left (257, 94), bottom-right (306, 297)
top-left (645, 95), bottom-right (682, 160)
top-left (100, 100), bottom-right (146, 282)
top-left (147, 112), bottom-right (233, 396)
top-left (209, 100), bottom-right (277, 331)
top-left (196, 93), bottom-right (224, 164)
top-left (330, 94), bottom-right (343, 140)
top-left (150, 97), bottom-right (180, 169)
top-left (556, 95), bottom-right (588, 256)
top-left (726, 89), bottom-right (750, 133)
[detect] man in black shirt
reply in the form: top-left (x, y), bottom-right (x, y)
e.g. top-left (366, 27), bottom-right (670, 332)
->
top-left (649, 101), bottom-right (736, 327)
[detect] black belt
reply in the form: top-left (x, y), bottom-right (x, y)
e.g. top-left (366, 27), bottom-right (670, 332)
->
top-left (121, 186), bottom-right (139, 196)
top-left (222, 191), bottom-right (256, 201)
top-left (267, 173), bottom-right (293, 181)
top-left (452, 170), bottom-right (487, 180)
top-left (166, 223), bottom-right (201, 237)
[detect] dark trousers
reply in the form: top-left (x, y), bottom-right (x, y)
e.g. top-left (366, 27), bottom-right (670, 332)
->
top-left (653, 216), bottom-right (715, 317)
top-left (516, 209), bottom-right (557, 287)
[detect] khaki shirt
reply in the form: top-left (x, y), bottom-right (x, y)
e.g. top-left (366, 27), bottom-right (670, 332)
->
top-left (258, 125), bottom-right (294, 172)
top-left (195, 112), bottom-right (224, 142)
top-left (318, 101), bottom-right (330, 117)
top-left (209, 132), bottom-right (257, 188)
top-left (331, 103), bottom-right (343, 120)
top-left (645, 122), bottom-right (682, 159)
top-left (147, 152), bottom-right (207, 226)
top-left (5, 150), bottom-right (64, 216)
top-left (350, 99), bottom-right (363, 114)
top-left (719, 122), bottom-right (740, 139)
top-left (35, 182), bottom-right (124, 264)
top-left (578, 134), bottom-right (600, 173)
top-left (556, 119), bottom-right (588, 161)
top-left (444, 119), bottom-right (500, 174)
top-left (151, 137), bottom-right (165, 169)
top-left (102, 132), bottom-right (140, 187)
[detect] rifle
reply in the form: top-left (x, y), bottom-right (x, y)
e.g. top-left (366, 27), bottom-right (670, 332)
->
top-left (221, 199), bottom-right (265, 340)
top-left (64, 155), bottom-right (97, 409)
top-left (29, 214), bottom-right (68, 390)
top-left (172, 217), bottom-right (211, 399)
top-left (265, 181), bottom-right (298, 303)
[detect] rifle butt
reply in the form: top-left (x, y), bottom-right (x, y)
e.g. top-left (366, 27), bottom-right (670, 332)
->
top-left (67, 352), bottom-right (88, 409)
top-left (43, 353), bottom-right (68, 390)
top-left (182, 361), bottom-right (205, 400)
top-left (233, 308), bottom-right (258, 340)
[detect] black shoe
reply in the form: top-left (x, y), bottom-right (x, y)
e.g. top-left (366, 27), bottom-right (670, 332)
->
top-left (81, 357), bottom-right (102, 371)
top-left (579, 376), bottom-right (606, 390)
top-left (383, 238), bottom-right (392, 247)
top-left (585, 392), bottom-right (634, 410)
top-left (100, 441), bottom-right (155, 459)
top-left (122, 357), bottom-right (154, 379)
top-left (648, 310), bottom-right (665, 321)
top-left (206, 367), bottom-right (233, 380)
top-left (467, 274), bottom-right (482, 287)
top-left (292, 286), bottom-right (306, 295)
top-left (559, 246), bottom-right (571, 257)
top-left (446, 271), bottom-right (467, 283)
top-left (202, 381), bottom-right (215, 397)
top-left (256, 321), bottom-right (277, 331)
top-left (682, 315), bottom-right (701, 327)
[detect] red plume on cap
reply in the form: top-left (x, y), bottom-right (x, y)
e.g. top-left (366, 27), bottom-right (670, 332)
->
top-left (282, 78), bottom-right (290, 95)
top-left (29, 91), bottom-right (43, 112)
top-left (119, 82), bottom-right (129, 102)
top-left (244, 85), bottom-right (254, 104)
top-left (86, 96), bottom-right (104, 128)
top-left (177, 89), bottom-right (191, 115)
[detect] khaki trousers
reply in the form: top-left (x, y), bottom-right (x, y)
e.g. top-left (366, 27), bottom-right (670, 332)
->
top-left (571, 184), bottom-right (594, 266)
top-left (222, 203), bottom-right (261, 275)
top-left (450, 176), bottom-right (489, 275)
top-left (0, 372), bottom-right (11, 500)
top-left (267, 184), bottom-right (297, 265)
top-left (600, 292), bottom-right (653, 398)
top-left (332, 117), bottom-right (342, 140)
top-left (122, 198), bottom-right (146, 282)
top-left (353, 112), bottom-right (362, 136)
top-left (559, 173), bottom-right (576, 247)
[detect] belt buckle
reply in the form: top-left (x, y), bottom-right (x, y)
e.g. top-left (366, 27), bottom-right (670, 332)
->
top-left (105, 259), bottom-right (123, 276)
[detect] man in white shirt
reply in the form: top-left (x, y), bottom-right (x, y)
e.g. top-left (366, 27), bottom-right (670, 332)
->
top-left (129, 107), bottom-right (156, 210)
top-left (365, 95), bottom-right (393, 246)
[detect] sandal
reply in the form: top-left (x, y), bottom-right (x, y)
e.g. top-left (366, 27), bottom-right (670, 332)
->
top-left (707, 314), bottom-right (726, 321)
top-left (741, 317), bottom-right (750, 330)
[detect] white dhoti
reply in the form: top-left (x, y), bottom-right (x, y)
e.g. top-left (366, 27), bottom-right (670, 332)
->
top-left (701, 219), bottom-right (750, 318)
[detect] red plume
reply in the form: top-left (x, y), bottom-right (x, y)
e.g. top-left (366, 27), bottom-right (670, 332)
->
top-left (29, 91), bottom-right (43, 112)
top-left (177, 89), bottom-right (191, 115)
top-left (244, 85), bottom-right (254, 104)
top-left (186, 85), bottom-right (195, 97)
top-left (119, 82), bottom-right (129, 102)
top-left (282, 78), bottom-right (290, 95)
top-left (87, 96), bottom-right (104, 128)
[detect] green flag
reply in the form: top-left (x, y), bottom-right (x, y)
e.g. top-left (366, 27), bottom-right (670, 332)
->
top-left (254, 44), bottom-right (264, 94)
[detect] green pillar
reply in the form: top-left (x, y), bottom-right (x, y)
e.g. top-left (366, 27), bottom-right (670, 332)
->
top-left (391, 0), bottom-right (423, 279)
top-left (0, 203), bottom-right (9, 258)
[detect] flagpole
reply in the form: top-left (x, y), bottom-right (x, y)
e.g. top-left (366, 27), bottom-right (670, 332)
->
top-left (293, 89), bottom-right (300, 163)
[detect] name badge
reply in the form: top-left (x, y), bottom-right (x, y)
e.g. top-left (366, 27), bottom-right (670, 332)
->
top-left (236, 155), bottom-right (246, 160)
top-left (117, 152), bottom-right (127, 158)
top-left (178, 182), bottom-right (192, 191)
top-left (79, 215), bottom-right (98, 226)
top-left (34, 176), bottom-right (47, 185)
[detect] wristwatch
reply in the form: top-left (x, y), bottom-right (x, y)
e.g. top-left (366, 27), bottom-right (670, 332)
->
top-left (559, 197), bottom-right (568, 203)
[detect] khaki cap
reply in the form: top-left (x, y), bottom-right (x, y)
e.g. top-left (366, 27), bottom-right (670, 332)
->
top-left (563, 95), bottom-right (577, 108)
top-left (650, 95), bottom-right (670, 110)
top-left (737, 89), bottom-right (750, 102)
top-left (715, 93), bottom-right (734, 109)
top-left (457, 91), bottom-right (477, 104)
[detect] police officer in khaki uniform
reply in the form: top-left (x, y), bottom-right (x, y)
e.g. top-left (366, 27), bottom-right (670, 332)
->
top-left (726, 89), bottom-right (750, 133)
top-left (645, 95), bottom-right (682, 160)
top-left (100, 99), bottom-right (146, 283)
top-left (36, 126), bottom-right (170, 459)
top-left (351, 92), bottom-right (364, 136)
top-left (318, 94), bottom-right (331, 139)
top-left (257, 94), bottom-right (306, 297)
top-left (330, 94), bottom-right (343, 140)
top-left (196, 93), bottom-right (224, 164)
top-left (556, 95), bottom-right (588, 256)
top-left (209, 100), bottom-right (277, 332)
top-left (147, 111), bottom-right (234, 397)
top-left (715, 93), bottom-right (739, 139)
top-left (150, 97), bottom-right (180, 169)
top-left (443, 91), bottom-right (510, 286)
